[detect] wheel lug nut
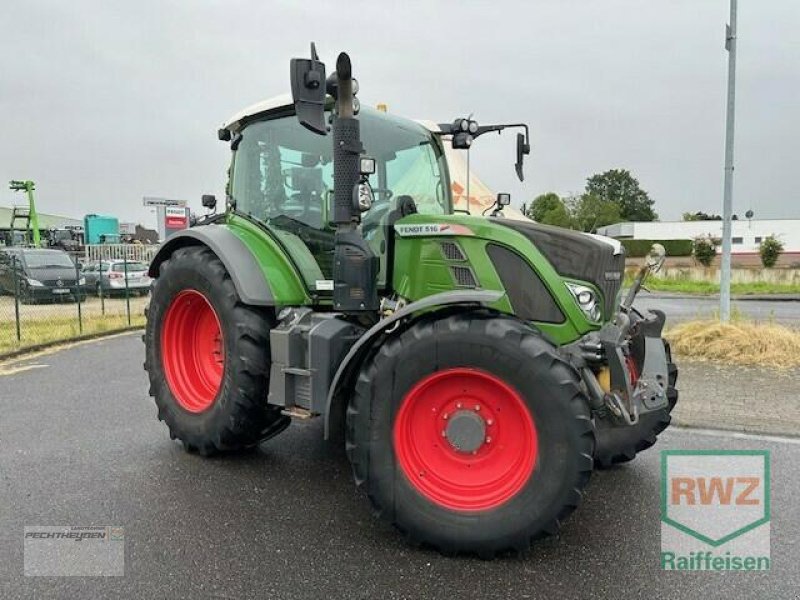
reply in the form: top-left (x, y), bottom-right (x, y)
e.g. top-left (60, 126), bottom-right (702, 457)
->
top-left (487, 419), bottom-right (493, 426)
top-left (456, 402), bottom-right (462, 409)
top-left (485, 436), bottom-right (492, 443)
top-left (443, 413), bottom-right (449, 420)
top-left (441, 430), bottom-right (447, 437)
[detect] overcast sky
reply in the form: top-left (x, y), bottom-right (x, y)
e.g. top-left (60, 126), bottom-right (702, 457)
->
top-left (2, 0), bottom-right (798, 228)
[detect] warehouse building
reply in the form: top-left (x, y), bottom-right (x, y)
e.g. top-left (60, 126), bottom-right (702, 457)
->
top-left (0, 205), bottom-right (82, 244)
top-left (597, 219), bottom-right (800, 265)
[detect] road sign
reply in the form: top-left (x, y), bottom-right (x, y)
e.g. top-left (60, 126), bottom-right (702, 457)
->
top-left (165, 206), bottom-right (188, 228)
top-left (143, 197), bottom-right (187, 208)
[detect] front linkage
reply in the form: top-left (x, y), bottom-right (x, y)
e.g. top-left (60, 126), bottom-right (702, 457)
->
top-left (563, 244), bottom-right (678, 466)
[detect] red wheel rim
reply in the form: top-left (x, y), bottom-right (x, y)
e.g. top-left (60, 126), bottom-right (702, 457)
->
top-left (393, 368), bottom-right (538, 511)
top-left (160, 290), bottom-right (224, 413)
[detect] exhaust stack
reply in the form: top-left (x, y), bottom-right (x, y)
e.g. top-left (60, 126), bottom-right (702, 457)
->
top-left (290, 44), bottom-right (379, 314)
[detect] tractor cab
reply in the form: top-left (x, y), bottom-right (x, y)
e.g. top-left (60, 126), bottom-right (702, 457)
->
top-left (222, 98), bottom-right (450, 291)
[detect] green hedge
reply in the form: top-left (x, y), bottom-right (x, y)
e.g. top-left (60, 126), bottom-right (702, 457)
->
top-left (620, 239), bottom-right (693, 257)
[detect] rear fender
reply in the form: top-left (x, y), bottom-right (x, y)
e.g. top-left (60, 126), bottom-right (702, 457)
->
top-left (148, 225), bottom-right (275, 306)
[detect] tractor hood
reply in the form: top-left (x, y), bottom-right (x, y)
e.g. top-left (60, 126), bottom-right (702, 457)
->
top-left (496, 220), bottom-right (625, 319)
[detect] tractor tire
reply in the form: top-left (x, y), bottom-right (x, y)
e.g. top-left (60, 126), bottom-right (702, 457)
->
top-left (593, 341), bottom-right (678, 468)
top-left (144, 245), bottom-right (288, 456)
top-left (346, 310), bottom-right (594, 557)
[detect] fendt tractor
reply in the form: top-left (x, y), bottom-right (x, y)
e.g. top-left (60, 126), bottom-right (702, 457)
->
top-left (144, 45), bottom-right (677, 556)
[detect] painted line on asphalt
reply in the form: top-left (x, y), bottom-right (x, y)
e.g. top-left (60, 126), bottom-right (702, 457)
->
top-left (0, 330), bottom-right (141, 372)
top-left (0, 363), bottom-right (49, 377)
top-left (671, 425), bottom-right (800, 445)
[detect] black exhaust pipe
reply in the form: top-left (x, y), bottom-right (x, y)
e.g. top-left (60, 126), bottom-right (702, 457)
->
top-left (291, 46), bottom-right (379, 314)
top-left (330, 52), bottom-right (379, 313)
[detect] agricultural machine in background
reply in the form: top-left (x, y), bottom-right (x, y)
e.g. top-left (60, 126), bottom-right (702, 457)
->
top-left (7, 180), bottom-right (41, 247)
top-left (144, 45), bottom-right (677, 556)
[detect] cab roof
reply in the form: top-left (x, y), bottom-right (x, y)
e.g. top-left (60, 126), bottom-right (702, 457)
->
top-left (221, 94), bottom-right (295, 134)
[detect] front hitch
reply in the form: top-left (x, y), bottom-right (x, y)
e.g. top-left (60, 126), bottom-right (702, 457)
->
top-left (566, 308), bottom-right (670, 426)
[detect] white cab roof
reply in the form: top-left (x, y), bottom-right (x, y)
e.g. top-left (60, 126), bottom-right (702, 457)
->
top-left (221, 94), bottom-right (294, 132)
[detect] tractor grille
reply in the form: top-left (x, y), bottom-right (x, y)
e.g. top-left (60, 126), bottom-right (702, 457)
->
top-left (440, 241), bottom-right (466, 261)
top-left (450, 265), bottom-right (477, 288)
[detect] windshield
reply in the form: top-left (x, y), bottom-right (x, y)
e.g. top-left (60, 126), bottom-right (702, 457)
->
top-left (23, 250), bottom-right (74, 269)
top-left (230, 107), bottom-right (449, 283)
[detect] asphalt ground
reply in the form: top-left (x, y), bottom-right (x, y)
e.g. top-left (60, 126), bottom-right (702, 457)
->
top-left (1, 333), bottom-right (798, 599)
top-left (635, 295), bottom-right (800, 325)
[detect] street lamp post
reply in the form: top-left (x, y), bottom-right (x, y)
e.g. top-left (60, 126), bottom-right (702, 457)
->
top-left (720, 0), bottom-right (738, 322)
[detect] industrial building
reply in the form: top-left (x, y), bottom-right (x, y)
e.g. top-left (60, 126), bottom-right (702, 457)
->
top-left (0, 205), bottom-right (82, 241)
top-left (597, 219), bottom-right (800, 265)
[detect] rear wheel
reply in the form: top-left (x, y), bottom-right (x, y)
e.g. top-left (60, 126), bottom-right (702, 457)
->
top-left (144, 245), bottom-right (289, 455)
top-left (346, 311), bottom-right (594, 556)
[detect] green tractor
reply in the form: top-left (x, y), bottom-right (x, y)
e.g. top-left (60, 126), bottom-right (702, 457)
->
top-left (144, 46), bottom-right (677, 556)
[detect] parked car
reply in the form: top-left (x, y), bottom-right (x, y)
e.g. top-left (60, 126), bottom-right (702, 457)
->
top-left (0, 248), bottom-right (86, 303)
top-left (82, 259), bottom-right (152, 296)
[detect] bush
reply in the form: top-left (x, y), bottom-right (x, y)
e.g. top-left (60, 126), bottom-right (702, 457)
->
top-left (620, 239), bottom-right (693, 258)
top-left (759, 235), bottom-right (784, 268)
top-left (693, 237), bottom-right (718, 267)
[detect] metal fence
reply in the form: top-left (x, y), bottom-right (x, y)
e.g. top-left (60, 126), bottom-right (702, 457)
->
top-left (84, 244), bottom-right (159, 263)
top-left (0, 252), bottom-right (150, 356)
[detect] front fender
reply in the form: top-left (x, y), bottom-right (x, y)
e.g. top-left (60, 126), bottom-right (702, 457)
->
top-left (323, 289), bottom-right (504, 438)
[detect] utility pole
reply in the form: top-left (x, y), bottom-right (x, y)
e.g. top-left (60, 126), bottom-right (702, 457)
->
top-left (720, 0), bottom-right (738, 322)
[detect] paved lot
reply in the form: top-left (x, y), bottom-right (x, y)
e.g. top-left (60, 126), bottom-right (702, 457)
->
top-left (1, 334), bottom-right (798, 599)
top-left (635, 295), bottom-right (800, 326)
top-left (674, 362), bottom-right (800, 437)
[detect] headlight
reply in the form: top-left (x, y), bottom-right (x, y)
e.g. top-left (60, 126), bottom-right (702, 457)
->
top-left (79, 277), bottom-right (86, 285)
top-left (27, 278), bottom-right (44, 287)
top-left (566, 282), bottom-right (602, 322)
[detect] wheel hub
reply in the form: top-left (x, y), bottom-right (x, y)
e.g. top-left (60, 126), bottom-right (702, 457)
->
top-left (444, 409), bottom-right (486, 454)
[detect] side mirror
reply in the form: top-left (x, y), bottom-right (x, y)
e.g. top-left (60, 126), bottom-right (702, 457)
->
top-left (515, 132), bottom-right (530, 182)
top-left (201, 194), bottom-right (217, 210)
top-left (496, 192), bottom-right (511, 207)
top-left (290, 42), bottom-right (327, 135)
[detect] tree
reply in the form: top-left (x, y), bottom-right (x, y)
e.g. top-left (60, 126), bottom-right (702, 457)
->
top-left (570, 194), bottom-right (621, 232)
top-left (692, 236), bottom-right (718, 267)
top-left (540, 203), bottom-right (573, 228)
top-left (585, 169), bottom-right (657, 221)
top-left (683, 211), bottom-right (738, 221)
top-left (525, 193), bottom-right (573, 228)
top-left (683, 211), bottom-right (722, 221)
top-left (759, 235), bottom-right (784, 268)
top-left (526, 193), bottom-right (562, 222)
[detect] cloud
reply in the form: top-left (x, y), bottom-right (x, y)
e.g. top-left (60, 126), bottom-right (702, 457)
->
top-left (1, 0), bottom-right (798, 226)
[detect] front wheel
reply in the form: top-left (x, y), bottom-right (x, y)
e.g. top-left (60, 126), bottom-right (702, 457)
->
top-left (346, 311), bottom-right (594, 557)
top-left (143, 245), bottom-right (288, 455)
